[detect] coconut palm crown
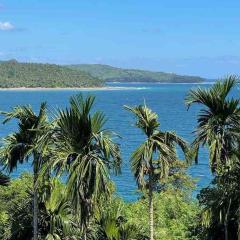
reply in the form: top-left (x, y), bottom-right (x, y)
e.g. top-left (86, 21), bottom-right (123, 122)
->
top-left (185, 76), bottom-right (240, 172)
top-left (50, 94), bottom-right (121, 231)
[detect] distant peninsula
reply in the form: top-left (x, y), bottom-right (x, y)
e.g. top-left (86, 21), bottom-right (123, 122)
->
top-left (0, 60), bottom-right (204, 88)
top-left (69, 64), bottom-right (205, 83)
top-left (0, 60), bottom-right (103, 88)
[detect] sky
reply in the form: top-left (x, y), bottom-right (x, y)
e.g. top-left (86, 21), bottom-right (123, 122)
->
top-left (0, 0), bottom-right (240, 78)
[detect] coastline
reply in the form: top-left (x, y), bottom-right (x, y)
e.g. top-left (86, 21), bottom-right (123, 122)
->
top-left (0, 82), bottom-right (213, 91)
top-left (109, 81), bottom-right (213, 84)
top-left (0, 86), bottom-right (145, 91)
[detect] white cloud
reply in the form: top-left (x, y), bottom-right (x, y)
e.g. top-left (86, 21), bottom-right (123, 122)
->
top-left (0, 22), bottom-right (14, 31)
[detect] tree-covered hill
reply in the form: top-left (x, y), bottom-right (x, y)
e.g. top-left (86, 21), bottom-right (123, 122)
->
top-left (68, 64), bottom-right (205, 83)
top-left (0, 60), bottom-right (205, 88)
top-left (0, 60), bottom-right (103, 88)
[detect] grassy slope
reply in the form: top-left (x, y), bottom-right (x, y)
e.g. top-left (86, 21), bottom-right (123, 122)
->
top-left (69, 64), bottom-right (205, 83)
top-left (0, 60), bottom-right (103, 88)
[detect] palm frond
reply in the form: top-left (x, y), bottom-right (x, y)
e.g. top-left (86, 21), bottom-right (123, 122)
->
top-left (131, 140), bottom-right (152, 189)
top-left (185, 76), bottom-right (240, 171)
top-left (1, 105), bottom-right (35, 124)
top-left (124, 104), bottom-right (159, 137)
top-left (70, 94), bottom-right (95, 117)
top-left (50, 94), bottom-right (122, 228)
top-left (0, 102), bottom-right (50, 173)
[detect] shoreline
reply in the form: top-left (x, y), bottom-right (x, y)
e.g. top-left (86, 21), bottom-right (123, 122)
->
top-left (0, 86), bottom-right (146, 91)
top-left (109, 81), bottom-right (213, 84)
top-left (0, 82), bottom-right (214, 91)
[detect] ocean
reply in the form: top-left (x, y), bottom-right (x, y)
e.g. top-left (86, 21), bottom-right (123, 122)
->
top-left (0, 83), bottom-right (216, 201)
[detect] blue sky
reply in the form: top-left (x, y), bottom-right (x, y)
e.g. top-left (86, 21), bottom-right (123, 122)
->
top-left (0, 0), bottom-right (240, 78)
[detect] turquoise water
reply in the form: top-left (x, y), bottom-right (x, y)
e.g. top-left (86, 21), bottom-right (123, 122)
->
top-left (0, 83), bottom-right (214, 201)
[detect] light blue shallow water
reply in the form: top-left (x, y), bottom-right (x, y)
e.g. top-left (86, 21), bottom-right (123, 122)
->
top-left (0, 83), bottom-right (216, 201)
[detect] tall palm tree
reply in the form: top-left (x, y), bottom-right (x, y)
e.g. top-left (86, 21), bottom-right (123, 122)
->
top-left (186, 76), bottom-right (240, 239)
top-left (0, 103), bottom-right (51, 240)
top-left (125, 104), bottom-right (189, 240)
top-left (50, 94), bottom-right (121, 238)
top-left (185, 76), bottom-right (240, 172)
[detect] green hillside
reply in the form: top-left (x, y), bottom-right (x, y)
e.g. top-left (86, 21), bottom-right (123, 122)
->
top-left (0, 60), bottom-right (103, 88)
top-left (69, 64), bottom-right (205, 83)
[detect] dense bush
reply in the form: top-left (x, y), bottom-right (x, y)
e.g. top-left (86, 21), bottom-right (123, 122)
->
top-left (0, 173), bottom-right (200, 240)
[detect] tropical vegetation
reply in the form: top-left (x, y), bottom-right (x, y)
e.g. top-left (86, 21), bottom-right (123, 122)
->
top-left (125, 104), bottom-right (190, 239)
top-left (186, 76), bottom-right (240, 240)
top-left (69, 64), bottom-right (205, 83)
top-left (0, 60), bottom-right (103, 88)
top-left (0, 76), bottom-right (240, 240)
top-left (0, 60), bottom-right (205, 89)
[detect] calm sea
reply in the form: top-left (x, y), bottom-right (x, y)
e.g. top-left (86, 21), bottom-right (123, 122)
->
top-left (0, 82), bottom-right (220, 201)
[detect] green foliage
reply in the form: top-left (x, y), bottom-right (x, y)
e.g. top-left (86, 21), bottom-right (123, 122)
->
top-left (0, 60), bottom-right (103, 88)
top-left (50, 94), bottom-right (121, 230)
top-left (125, 189), bottom-right (199, 240)
top-left (94, 197), bottom-right (138, 240)
top-left (125, 103), bottom-right (190, 189)
top-left (0, 172), bottom-right (10, 186)
top-left (0, 102), bottom-right (51, 172)
top-left (0, 102), bottom-right (54, 240)
top-left (0, 173), bottom-right (33, 240)
top-left (0, 60), bottom-right (204, 88)
top-left (0, 173), bottom-right (81, 240)
top-left (125, 103), bottom-right (190, 239)
top-left (185, 76), bottom-right (240, 172)
top-left (123, 158), bottom-right (199, 240)
top-left (41, 178), bottom-right (77, 240)
top-left (187, 77), bottom-right (240, 239)
top-left (197, 162), bottom-right (240, 240)
top-left (2, 92), bottom-right (230, 240)
top-left (0, 173), bottom-right (200, 240)
top-left (69, 64), bottom-right (205, 83)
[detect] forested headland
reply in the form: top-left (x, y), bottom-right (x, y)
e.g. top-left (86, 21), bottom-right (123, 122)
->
top-left (68, 64), bottom-right (205, 83)
top-left (0, 60), bottom-right (204, 88)
top-left (0, 60), bottom-right (103, 88)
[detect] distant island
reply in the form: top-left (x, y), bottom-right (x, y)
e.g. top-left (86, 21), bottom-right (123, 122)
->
top-left (0, 60), bottom-right (204, 88)
top-left (69, 64), bottom-right (205, 83)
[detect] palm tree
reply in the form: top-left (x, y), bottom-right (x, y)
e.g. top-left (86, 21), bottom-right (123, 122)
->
top-left (125, 103), bottom-right (189, 240)
top-left (0, 103), bottom-right (51, 240)
top-left (185, 76), bottom-right (240, 172)
top-left (50, 94), bottom-right (121, 238)
top-left (186, 76), bottom-right (240, 239)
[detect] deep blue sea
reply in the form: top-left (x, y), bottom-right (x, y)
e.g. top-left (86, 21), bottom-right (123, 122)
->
top-left (0, 83), bottom-right (217, 201)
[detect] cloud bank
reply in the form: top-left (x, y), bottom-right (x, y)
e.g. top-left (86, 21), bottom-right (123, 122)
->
top-left (0, 22), bottom-right (14, 31)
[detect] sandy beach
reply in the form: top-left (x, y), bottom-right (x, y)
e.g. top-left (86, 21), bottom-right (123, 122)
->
top-left (0, 86), bottom-right (144, 91)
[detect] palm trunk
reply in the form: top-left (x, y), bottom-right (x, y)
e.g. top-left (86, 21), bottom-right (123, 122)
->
top-left (149, 170), bottom-right (154, 240)
top-left (33, 155), bottom-right (39, 240)
top-left (33, 171), bottom-right (38, 240)
top-left (224, 222), bottom-right (228, 240)
top-left (224, 199), bottom-right (231, 240)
